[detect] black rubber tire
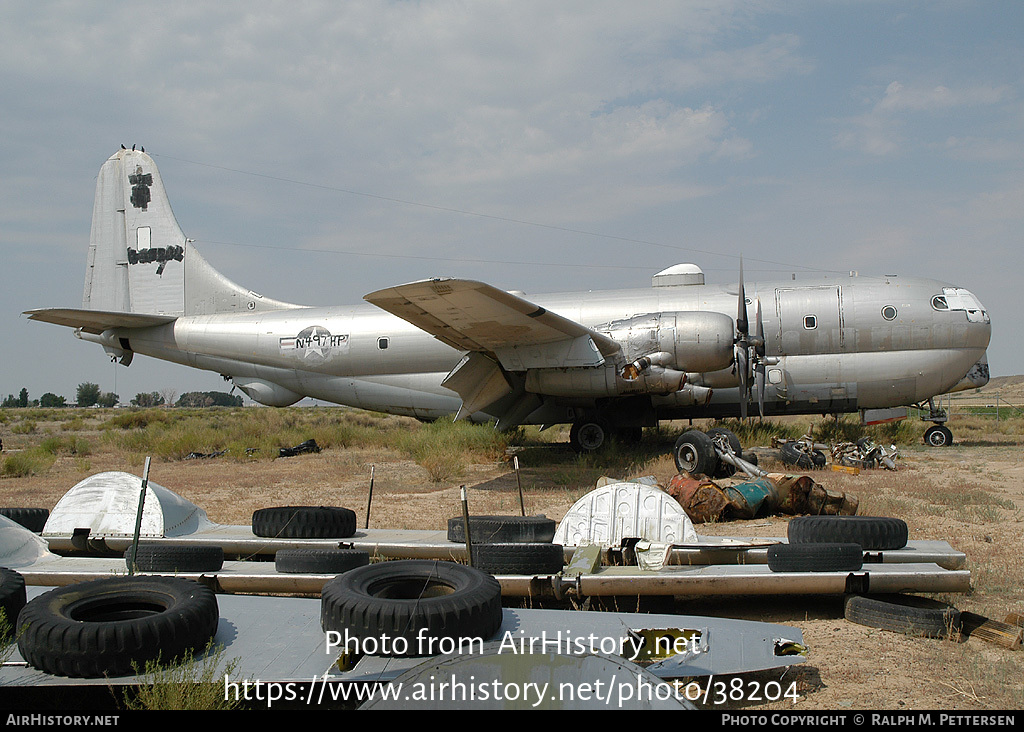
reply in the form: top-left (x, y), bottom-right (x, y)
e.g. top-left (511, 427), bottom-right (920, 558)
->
top-left (124, 543), bottom-right (224, 572)
top-left (16, 576), bottom-right (219, 678)
top-left (275, 548), bottom-right (369, 574)
top-left (844, 594), bottom-right (962, 638)
top-left (320, 560), bottom-right (503, 657)
top-left (767, 543), bottom-right (863, 573)
top-left (570, 419), bottom-right (609, 453)
top-left (673, 430), bottom-right (718, 476)
top-left (788, 515), bottom-right (908, 550)
top-left (740, 451), bottom-right (759, 467)
top-left (924, 425), bottom-right (953, 447)
top-left (471, 543), bottom-right (565, 575)
top-left (447, 515), bottom-right (556, 544)
top-left (252, 506), bottom-right (357, 539)
top-left (779, 441), bottom-right (827, 470)
top-left (0, 567), bottom-right (26, 637)
top-left (0, 508), bottom-right (49, 533)
top-left (706, 428), bottom-right (742, 479)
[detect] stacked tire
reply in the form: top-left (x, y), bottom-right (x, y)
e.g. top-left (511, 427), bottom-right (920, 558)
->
top-left (448, 515), bottom-right (564, 575)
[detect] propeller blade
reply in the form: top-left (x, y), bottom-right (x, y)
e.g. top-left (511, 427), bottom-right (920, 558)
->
top-left (736, 256), bottom-right (748, 337)
top-left (737, 346), bottom-right (749, 419)
top-left (755, 362), bottom-right (766, 418)
top-left (754, 297), bottom-right (765, 358)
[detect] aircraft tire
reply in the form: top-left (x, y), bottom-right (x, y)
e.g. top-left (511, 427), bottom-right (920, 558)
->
top-left (924, 425), bottom-right (953, 447)
top-left (706, 427), bottom-right (742, 478)
top-left (470, 543), bottom-right (565, 575)
top-left (124, 543), bottom-right (224, 572)
top-left (16, 576), bottom-right (219, 678)
top-left (672, 430), bottom-right (718, 476)
top-left (787, 515), bottom-right (908, 550)
top-left (320, 560), bottom-right (503, 657)
top-left (844, 593), bottom-right (962, 638)
top-left (447, 515), bottom-right (556, 544)
top-left (275, 548), bottom-right (369, 574)
top-left (0, 567), bottom-right (26, 637)
top-left (766, 543), bottom-right (863, 573)
top-left (570, 419), bottom-right (609, 453)
top-left (252, 506), bottom-right (357, 539)
top-left (779, 442), bottom-right (827, 470)
top-left (0, 508), bottom-right (49, 533)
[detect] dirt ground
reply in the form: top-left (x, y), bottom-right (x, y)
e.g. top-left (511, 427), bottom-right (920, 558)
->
top-left (2, 425), bottom-right (1022, 711)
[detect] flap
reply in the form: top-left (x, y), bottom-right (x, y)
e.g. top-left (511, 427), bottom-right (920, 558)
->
top-left (365, 278), bottom-right (620, 369)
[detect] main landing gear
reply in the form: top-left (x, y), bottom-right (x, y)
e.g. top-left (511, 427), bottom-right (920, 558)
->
top-left (568, 419), bottom-right (643, 452)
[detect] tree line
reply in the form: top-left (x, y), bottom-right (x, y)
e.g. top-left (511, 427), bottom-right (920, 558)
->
top-left (2, 384), bottom-right (243, 408)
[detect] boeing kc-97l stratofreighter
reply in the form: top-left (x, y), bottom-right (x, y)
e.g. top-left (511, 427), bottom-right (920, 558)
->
top-left (26, 149), bottom-right (991, 451)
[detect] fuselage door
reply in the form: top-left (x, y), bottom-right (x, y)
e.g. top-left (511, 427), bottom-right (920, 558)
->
top-left (775, 286), bottom-right (844, 355)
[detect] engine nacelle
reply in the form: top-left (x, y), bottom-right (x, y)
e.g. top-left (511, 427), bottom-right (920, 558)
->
top-left (598, 311), bottom-right (734, 373)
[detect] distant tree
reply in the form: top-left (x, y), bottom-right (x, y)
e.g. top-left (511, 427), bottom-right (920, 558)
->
top-left (76, 382), bottom-right (101, 407)
top-left (131, 392), bottom-right (165, 408)
top-left (97, 392), bottom-right (120, 408)
top-left (39, 393), bottom-right (67, 408)
top-left (1, 394), bottom-right (18, 408)
top-left (158, 388), bottom-right (178, 407)
top-left (18, 388), bottom-right (28, 408)
top-left (176, 391), bottom-right (243, 408)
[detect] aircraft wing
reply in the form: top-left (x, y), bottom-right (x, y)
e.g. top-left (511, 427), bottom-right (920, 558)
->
top-left (24, 308), bottom-right (177, 334)
top-left (365, 278), bottom-right (621, 370)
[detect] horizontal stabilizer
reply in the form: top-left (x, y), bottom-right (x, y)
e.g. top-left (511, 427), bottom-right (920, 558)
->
top-left (365, 278), bottom-right (621, 370)
top-left (24, 307), bottom-right (176, 334)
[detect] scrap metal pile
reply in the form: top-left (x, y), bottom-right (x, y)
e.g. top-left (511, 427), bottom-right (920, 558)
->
top-left (667, 427), bottom-right (862, 523)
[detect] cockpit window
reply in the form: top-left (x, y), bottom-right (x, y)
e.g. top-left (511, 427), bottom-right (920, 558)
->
top-left (931, 295), bottom-right (948, 311)
top-left (941, 288), bottom-right (989, 323)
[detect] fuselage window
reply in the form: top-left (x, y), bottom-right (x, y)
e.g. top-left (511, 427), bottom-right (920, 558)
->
top-left (881, 305), bottom-right (898, 321)
top-left (931, 295), bottom-right (948, 311)
top-left (803, 315), bottom-right (817, 330)
top-left (378, 337), bottom-right (389, 350)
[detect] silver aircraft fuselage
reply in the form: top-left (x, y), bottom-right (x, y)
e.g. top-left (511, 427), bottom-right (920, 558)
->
top-left (103, 274), bottom-right (990, 422)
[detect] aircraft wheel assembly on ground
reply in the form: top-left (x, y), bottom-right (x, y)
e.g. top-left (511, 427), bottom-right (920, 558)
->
top-left (788, 515), bottom-right (908, 550)
top-left (844, 594), bottom-right (962, 638)
top-left (705, 427), bottom-right (742, 478)
top-left (779, 441), bottom-right (827, 470)
top-left (16, 576), bottom-right (219, 678)
top-left (923, 425), bottom-right (954, 447)
top-left (320, 560), bottom-right (503, 657)
top-left (569, 419), bottom-right (610, 453)
top-left (672, 430), bottom-right (718, 476)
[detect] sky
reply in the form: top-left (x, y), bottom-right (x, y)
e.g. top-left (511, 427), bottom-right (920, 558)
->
top-left (1, 1), bottom-right (1021, 405)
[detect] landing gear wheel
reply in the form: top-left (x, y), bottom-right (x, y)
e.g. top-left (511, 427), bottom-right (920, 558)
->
top-left (673, 430), bottom-right (718, 476)
top-left (779, 441), bottom-right (827, 470)
top-left (16, 576), bottom-right (219, 678)
top-left (320, 560), bottom-right (503, 657)
top-left (924, 425), bottom-right (953, 447)
top-left (570, 419), bottom-right (609, 453)
top-left (706, 427), bottom-right (742, 478)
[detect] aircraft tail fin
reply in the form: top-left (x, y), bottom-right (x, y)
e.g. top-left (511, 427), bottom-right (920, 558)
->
top-left (81, 148), bottom-right (302, 317)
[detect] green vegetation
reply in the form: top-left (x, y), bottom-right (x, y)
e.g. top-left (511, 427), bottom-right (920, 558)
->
top-left (122, 643), bottom-right (241, 711)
